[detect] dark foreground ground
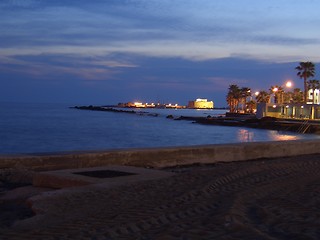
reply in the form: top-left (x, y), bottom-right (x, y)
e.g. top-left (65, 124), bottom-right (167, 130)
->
top-left (1, 154), bottom-right (320, 239)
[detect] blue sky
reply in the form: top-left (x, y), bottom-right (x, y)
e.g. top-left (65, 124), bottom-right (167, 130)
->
top-left (1, 0), bottom-right (320, 107)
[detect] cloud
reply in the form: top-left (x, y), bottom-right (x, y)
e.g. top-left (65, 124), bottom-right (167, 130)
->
top-left (1, 0), bottom-right (320, 62)
top-left (251, 35), bottom-right (320, 46)
top-left (0, 53), bottom-right (139, 81)
top-left (0, 0), bottom-right (40, 9)
top-left (0, 50), bottom-right (316, 106)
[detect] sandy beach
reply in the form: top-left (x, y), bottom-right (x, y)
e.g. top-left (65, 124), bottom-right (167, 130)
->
top-left (1, 153), bottom-right (320, 239)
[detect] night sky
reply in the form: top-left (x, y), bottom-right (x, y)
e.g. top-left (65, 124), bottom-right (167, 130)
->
top-left (1, 0), bottom-right (320, 107)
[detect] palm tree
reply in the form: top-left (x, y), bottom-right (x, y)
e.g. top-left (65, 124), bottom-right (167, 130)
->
top-left (226, 84), bottom-right (241, 113)
top-left (240, 87), bottom-right (251, 112)
top-left (269, 85), bottom-right (284, 103)
top-left (246, 100), bottom-right (256, 113)
top-left (295, 62), bottom-right (315, 103)
top-left (291, 88), bottom-right (304, 103)
top-left (307, 79), bottom-right (320, 103)
top-left (283, 91), bottom-right (292, 103)
top-left (255, 91), bottom-right (270, 103)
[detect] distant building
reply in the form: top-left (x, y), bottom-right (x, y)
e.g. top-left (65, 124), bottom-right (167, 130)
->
top-left (187, 98), bottom-right (214, 109)
top-left (118, 101), bottom-right (185, 108)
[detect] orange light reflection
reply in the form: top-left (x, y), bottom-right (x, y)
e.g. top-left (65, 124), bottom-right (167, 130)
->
top-left (268, 132), bottom-right (298, 141)
top-left (237, 129), bottom-right (254, 142)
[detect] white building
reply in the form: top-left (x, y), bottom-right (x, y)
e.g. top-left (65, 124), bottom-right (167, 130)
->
top-left (308, 89), bottom-right (320, 104)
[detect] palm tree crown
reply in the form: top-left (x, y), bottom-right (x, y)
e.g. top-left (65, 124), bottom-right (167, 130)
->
top-left (255, 91), bottom-right (270, 103)
top-left (295, 61), bottom-right (315, 103)
top-left (292, 88), bottom-right (304, 103)
top-left (269, 85), bottom-right (284, 104)
top-left (226, 84), bottom-right (241, 113)
top-left (226, 85), bottom-right (252, 113)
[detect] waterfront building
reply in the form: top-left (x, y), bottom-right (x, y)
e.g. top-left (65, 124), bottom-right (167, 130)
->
top-left (256, 102), bottom-right (320, 120)
top-left (187, 98), bottom-right (214, 109)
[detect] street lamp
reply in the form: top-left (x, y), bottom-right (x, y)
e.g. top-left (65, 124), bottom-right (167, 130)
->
top-left (272, 87), bottom-right (278, 103)
top-left (284, 81), bottom-right (293, 103)
top-left (285, 81), bottom-right (292, 88)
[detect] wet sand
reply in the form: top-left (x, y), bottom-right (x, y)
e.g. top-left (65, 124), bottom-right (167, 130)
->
top-left (1, 154), bottom-right (320, 239)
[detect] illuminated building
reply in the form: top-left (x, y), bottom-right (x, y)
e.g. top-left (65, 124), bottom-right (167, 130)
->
top-left (256, 103), bottom-right (320, 120)
top-left (308, 89), bottom-right (320, 104)
top-left (187, 98), bottom-right (214, 109)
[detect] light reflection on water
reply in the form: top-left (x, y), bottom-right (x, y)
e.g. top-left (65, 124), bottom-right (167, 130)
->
top-left (267, 131), bottom-right (299, 141)
top-left (237, 129), bottom-right (300, 142)
top-left (237, 129), bottom-right (255, 142)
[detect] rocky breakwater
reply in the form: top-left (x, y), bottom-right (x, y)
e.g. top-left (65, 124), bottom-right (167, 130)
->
top-left (198, 117), bottom-right (320, 134)
top-left (72, 105), bottom-right (136, 114)
top-left (72, 105), bottom-right (159, 117)
top-left (172, 114), bottom-right (320, 134)
top-left (72, 105), bottom-right (320, 134)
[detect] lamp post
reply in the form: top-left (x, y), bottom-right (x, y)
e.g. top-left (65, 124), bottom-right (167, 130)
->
top-left (272, 87), bottom-right (279, 103)
top-left (284, 81), bottom-right (293, 103)
top-left (283, 81), bottom-right (293, 118)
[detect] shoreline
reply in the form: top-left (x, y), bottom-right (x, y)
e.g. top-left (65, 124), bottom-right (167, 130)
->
top-left (1, 139), bottom-right (320, 171)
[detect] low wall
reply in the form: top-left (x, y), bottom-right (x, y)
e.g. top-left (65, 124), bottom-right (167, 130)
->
top-left (0, 139), bottom-right (320, 171)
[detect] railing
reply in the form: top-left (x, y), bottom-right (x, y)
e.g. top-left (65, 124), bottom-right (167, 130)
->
top-left (297, 120), bottom-right (311, 134)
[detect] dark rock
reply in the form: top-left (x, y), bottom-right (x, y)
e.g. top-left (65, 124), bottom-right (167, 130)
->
top-left (260, 116), bottom-right (277, 122)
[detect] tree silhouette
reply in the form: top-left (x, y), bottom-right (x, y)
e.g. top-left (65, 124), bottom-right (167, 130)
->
top-left (255, 91), bottom-right (270, 103)
top-left (295, 62), bottom-right (315, 103)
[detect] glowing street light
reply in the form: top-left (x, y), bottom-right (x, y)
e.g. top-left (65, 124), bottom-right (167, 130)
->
top-left (285, 81), bottom-right (292, 88)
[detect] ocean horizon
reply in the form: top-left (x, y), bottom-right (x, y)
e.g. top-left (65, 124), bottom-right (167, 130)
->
top-left (1, 102), bottom-right (319, 155)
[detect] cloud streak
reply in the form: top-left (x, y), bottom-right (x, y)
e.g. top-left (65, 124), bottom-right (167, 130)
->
top-left (1, 0), bottom-right (320, 61)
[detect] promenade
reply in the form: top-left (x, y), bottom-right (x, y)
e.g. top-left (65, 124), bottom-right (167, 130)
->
top-left (1, 153), bottom-right (320, 239)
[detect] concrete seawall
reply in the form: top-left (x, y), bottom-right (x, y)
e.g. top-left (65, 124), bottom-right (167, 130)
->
top-left (1, 139), bottom-right (320, 171)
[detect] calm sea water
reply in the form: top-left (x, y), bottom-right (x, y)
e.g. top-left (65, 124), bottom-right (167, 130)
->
top-left (1, 102), bottom-right (319, 155)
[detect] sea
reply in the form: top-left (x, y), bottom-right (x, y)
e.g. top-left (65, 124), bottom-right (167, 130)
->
top-left (1, 102), bottom-right (319, 155)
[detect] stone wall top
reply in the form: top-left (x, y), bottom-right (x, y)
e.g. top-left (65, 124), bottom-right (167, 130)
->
top-left (1, 140), bottom-right (319, 171)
